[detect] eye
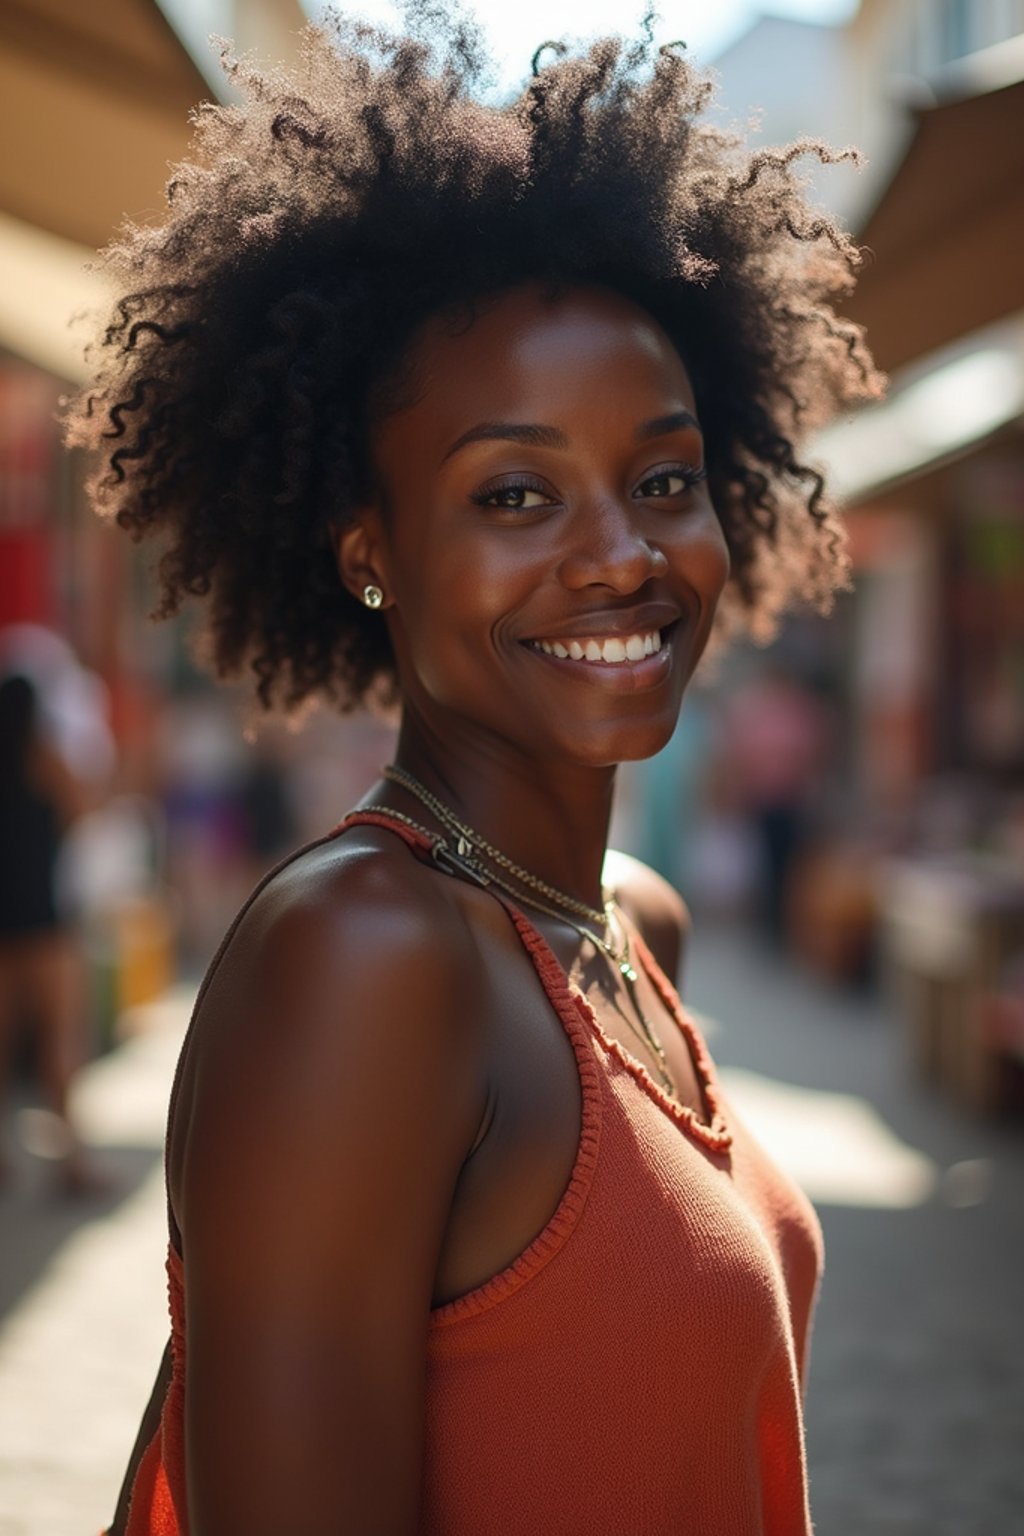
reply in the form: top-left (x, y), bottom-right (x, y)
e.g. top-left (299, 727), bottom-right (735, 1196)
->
top-left (470, 476), bottom-right (557, 512)
top-left (635, 466), bottom-right (708, 499)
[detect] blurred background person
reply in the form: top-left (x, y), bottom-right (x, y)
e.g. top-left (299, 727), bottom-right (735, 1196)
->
top-left (722, 662), bottom-right (834, 948)
top-left (233, 727), bottom-right (302, 895)
top-left (0, 673), bottom-right (102, 1194)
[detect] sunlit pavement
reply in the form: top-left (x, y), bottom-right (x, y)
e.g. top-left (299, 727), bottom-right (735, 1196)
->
top-left (1, 934), bottom-right (1023, 1535)
top-left (685, 927), bottom-right (1024, 1536)
top-left (0, 993), bottom-right (188, 1536)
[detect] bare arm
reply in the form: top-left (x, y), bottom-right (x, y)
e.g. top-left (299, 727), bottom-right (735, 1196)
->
top-left (174, 845), bottom-right (487, 1535)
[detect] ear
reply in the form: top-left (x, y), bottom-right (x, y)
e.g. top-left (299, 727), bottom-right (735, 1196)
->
top-left (336, 509), bottom-right (392, 610)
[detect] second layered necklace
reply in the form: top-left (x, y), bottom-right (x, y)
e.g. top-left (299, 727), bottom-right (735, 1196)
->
top-left (372, 764), bottom-right (679, 1100)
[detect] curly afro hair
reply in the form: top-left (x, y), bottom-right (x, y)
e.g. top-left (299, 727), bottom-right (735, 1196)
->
top-left (66, 6), bottom-right (882, 713)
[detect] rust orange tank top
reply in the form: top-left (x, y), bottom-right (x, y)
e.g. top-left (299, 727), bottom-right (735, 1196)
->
top-left (121, 811), bottom-right (824, 1535)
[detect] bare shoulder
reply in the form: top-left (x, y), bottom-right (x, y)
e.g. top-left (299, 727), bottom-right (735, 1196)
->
top-left (166, 826), bottom-right (492, 1530)
top-left (169, 824), bottom-right (489, 1234)
top-left (603, 848), bottom-right (690, 985)
top-left (191, 824), bottom-right (483, 1055)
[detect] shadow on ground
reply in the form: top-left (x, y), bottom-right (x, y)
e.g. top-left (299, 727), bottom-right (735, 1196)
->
top-left (0, 1119), bottom-right (163, 1321)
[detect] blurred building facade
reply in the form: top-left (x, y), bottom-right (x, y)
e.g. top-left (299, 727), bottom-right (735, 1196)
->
top-left (709, 2), bottom-right (1024, 1111)
top-left (6, 0), bottom-right (1023, 796)
top-left (0, 1), bottom-right (312, 1029)
top-left (0, 0), bottom-right (307, 720)
top-left (3, 1), bottom-right (1023, 1090)
top-left (708, 2), bottom-right (1022, 830)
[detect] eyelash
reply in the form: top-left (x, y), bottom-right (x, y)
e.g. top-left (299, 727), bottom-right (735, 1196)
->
top-left (469, 473), bottom-right (552, 510)
top-left (470, 465), bottom-right (708, 512)
top-left (636, 466), bottom-right (708, 498)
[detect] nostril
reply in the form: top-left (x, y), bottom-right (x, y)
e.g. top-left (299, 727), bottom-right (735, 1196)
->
top-left (557, 514), bottom-right (668, 593)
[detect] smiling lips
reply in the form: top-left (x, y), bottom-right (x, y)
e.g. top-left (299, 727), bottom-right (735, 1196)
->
top-left (529, 630), bottom-right (664, 665)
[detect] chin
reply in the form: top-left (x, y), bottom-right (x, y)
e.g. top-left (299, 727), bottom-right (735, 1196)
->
top-left (555, 711), bottom-right (682, 770)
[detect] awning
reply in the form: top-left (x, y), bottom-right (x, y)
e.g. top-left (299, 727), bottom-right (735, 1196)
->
top-left (814, 312), bottom-right (1024, 503)
top-left (0, 0), bottom-right (212, 252)
top-left (0, 0), bottom-right (310, 377)
top-left (847, 39), bottom-right (1024, 375)
top-left (0, 212), bottom-right (109, 384)
top-left (0, 0), bottom-right (204, 374)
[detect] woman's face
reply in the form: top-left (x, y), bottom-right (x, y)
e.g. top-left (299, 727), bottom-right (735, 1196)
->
top-left (356, 283), bottom-right (730, 769)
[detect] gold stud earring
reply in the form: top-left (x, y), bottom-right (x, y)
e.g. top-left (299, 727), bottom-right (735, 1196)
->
top-left (362, 583), bottom-right (384, 609)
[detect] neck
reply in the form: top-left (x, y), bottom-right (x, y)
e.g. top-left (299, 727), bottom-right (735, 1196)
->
top-left (386, 708), bottom-right (617, 914)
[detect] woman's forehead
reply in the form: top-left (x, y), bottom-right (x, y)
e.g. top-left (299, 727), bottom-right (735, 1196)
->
top-left (377, 282), bottom-right (697, 452)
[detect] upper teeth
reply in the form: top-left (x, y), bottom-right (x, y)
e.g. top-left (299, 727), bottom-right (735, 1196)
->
top-left (533, 630), bottom-right (663, 663)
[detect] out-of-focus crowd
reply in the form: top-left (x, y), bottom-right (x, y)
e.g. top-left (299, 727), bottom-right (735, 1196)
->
top-left (0, 621), bottom-right (399, 1198)
top-left (3, 606), bottom-right (1024, 1206)
top-left (618, 638), bottom-right (1024, 1121)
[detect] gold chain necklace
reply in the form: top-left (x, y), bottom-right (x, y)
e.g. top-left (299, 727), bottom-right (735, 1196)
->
top-left (365, 770), bottom-right (679, 1099)
top-left (384, 763), bottom-right (608, 926)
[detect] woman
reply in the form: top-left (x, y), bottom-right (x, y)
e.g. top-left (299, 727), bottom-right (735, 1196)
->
top-left (0, 673), bottom-right (97, 1194)
top-left (70, 13), bottom-right (880, 1533)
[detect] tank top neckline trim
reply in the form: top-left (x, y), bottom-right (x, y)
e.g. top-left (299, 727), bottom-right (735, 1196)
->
top-left (340, 810), bottom-right (732, 1319)
top-left (166, 808), bottom-right (732, 1333)
top-left (342, 807), bottom-right (730, 1139)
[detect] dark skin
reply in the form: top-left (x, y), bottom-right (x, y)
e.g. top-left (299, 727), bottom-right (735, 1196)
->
top-left (109, 285), bottom-right (729, 1535)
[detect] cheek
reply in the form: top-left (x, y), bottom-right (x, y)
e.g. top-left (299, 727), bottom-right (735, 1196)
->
top-left (418, 521), bottom-right (543, 636)
top-left (708, 519), bottom-right (732, 597)
top-left (388, 529), bottom-right (523, 700)
top-left (673, 507), bottom-right (731, 611)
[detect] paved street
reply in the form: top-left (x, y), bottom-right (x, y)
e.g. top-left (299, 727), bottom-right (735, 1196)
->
top-left (1, 931), bottom-right (1023, 1535)
top-left (0, 992), bottom-right (186, 1536)
top-left (685, 929), bottom-right (1024, 1536)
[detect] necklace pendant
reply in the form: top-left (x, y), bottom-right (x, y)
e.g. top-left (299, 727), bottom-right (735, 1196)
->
top-left (620, 960), bottom-right (639, 983)
top-left (456, 834), bottom-right (472, 858)
top-left (431, 838), bottom-right (490, 888)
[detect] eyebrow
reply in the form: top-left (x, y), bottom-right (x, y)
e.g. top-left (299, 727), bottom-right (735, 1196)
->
top-left (442, 410), bottom-right (701, 464)
top-left (636, 410), bottom-right (701, 440)
top-left (442, 422), bottom-right (568, 462)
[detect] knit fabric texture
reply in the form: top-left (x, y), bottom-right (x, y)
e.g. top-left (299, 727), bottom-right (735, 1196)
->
top-left (123, 813), bottom-right (824, 1534)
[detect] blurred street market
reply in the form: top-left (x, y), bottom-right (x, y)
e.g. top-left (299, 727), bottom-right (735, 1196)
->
top-left (2, 1), bottom-right (1024, 1533)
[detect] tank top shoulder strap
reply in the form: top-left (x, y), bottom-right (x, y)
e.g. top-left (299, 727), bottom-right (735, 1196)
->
top-left (335, 807), bottom-right (436, 856)
top-left (336, 808), bottom-right (580, 1017)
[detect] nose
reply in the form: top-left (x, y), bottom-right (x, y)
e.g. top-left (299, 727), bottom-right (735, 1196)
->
top-left (555, 499), bottom-right (669, 594)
